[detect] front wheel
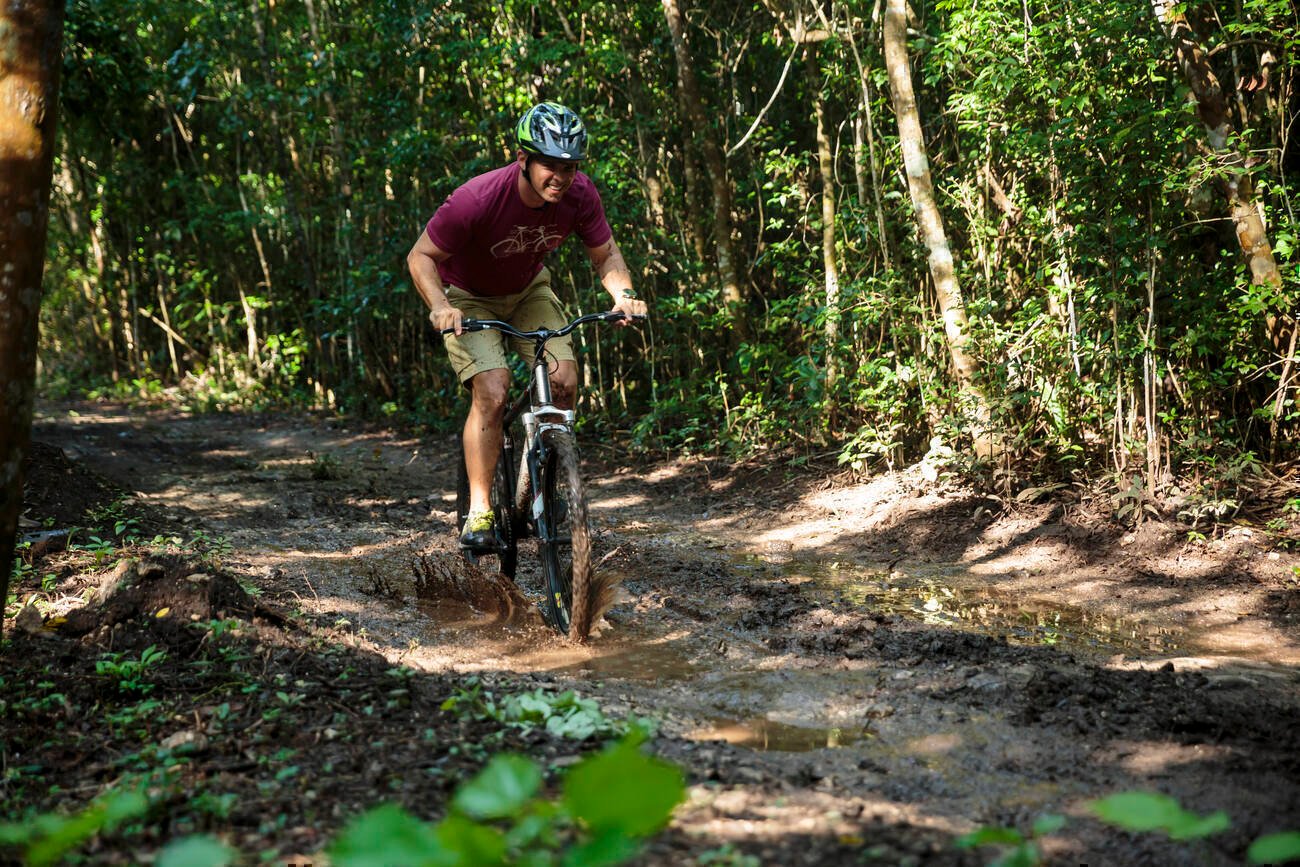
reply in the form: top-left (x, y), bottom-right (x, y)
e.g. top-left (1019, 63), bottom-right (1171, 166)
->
top-left (455, 437), bottom-right (517, 580)
top-left (536, 429), bottom-right (591, 638)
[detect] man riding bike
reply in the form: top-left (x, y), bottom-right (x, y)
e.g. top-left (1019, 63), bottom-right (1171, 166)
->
top-left (407, 102), bottom-right (647, 550)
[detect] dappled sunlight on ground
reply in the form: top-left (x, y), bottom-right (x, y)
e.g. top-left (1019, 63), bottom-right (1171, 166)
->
top-left (22, 401), bottom-right (1300, 866)
top-left (1110, 740), bottom-right (1235, 775)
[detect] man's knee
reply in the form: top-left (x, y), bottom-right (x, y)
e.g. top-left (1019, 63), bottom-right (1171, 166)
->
top-left (469, 370), bottom-right (511, 417)
top-left (550, 361), bottom-right (578, 406)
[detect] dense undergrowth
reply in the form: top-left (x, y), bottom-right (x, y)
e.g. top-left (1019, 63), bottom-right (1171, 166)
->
top-left (39, 0), bottom-right (1300, 497)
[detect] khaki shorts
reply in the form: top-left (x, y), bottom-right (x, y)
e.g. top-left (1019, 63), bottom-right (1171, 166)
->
top-left (442, 267), bottom-right (575, 384)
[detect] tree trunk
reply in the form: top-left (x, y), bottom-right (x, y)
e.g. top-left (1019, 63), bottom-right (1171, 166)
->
top-left (660, 0), bottom-right (747, 328)
top-left (0, 0), bottom-right (64, 636)
top-left (809, 48), bottom-right (841, 428)
top-left (1150, 0), bottom-right (1296, 450)
top-left (882, 0), bottom-right (992, 450)
top-left (842, 8), bottom-right (892, 271)
top-left (1150, 0), bottom-right (1292, 353)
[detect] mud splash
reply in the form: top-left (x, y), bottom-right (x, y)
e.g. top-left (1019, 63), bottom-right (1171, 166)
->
top-left (415, 597), bottom-right (700, 683)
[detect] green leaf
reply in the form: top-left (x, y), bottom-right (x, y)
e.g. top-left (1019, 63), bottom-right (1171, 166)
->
top-left (547, 711), bottom-right (600, 740)
top-left (1031, 814), bottom-right (1067, 836)
top-left (328, 804), bottom-right (442, 867)
top-left (561, 828), bottom-right (640, 867)
top-left (1088, 792), bottom-right (1182, 830)
top-left (562, 739), bottom-right (685, 837)
top-left (991, 843), bottom-right (1043, 867)
top-left (156, 836), bottom-right (237, 867)
top-left (1249, 831), bottom-right (1300, 864)
top-left (25, 790), bottom-right (149, 867)
top-left (504, 812), bottom-right (550, 850)
top-left (452, 755), bottom-right (542, 821)
top-left (1169, 811), bottom-right (1231, 841)
top-left (431, 816), bottom-right (508, 866)
top-left (1087, 792), bottom-right (1229, 840)
top-left (955, 826), bottom-right (1024, 848)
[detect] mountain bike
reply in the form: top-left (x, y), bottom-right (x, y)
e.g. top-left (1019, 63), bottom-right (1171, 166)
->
top-left (441, 311), bottom-right (643, 640)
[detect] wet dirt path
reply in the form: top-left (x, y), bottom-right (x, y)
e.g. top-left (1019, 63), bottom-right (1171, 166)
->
top-left (33, 403), bottom-right (1300, 865)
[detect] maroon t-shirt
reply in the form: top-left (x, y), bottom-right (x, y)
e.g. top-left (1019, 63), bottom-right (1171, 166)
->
top-left (425, 164), bottom-right (613, 297)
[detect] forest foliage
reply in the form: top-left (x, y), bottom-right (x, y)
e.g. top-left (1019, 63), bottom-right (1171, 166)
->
top-left (41, 0), bottom-right (1300, 497)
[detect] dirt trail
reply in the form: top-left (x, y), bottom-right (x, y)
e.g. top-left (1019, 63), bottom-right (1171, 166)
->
top-left (27, 402), bottom-right (1300, 865)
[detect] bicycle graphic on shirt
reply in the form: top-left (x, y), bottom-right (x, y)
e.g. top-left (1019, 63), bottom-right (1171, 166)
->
top-left (490, 225), bottom-right (565, 258)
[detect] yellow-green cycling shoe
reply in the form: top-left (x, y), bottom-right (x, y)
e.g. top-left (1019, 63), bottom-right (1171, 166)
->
top-left (459, 510), bottom-right (496, 551)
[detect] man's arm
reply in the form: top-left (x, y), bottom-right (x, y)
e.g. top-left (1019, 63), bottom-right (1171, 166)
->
top-left (407, 231), bottom-right (464, 334)
top-left (585, 238), bottom-right (647, 323)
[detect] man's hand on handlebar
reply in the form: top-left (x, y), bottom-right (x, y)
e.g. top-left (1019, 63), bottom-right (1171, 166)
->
top-left (610, 292), bottom-right (647, 326)
top-left (429, 306), bottom-right (464, 336)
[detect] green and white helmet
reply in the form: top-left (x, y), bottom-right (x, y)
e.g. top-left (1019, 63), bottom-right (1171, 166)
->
top-left (516, 102), bottom-right (588, 161)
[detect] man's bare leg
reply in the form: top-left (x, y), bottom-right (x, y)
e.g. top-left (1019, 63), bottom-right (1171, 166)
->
top-left (464, 368), bottom-right (510, 515)
top-left (550, 359), bottom-right (578, 410)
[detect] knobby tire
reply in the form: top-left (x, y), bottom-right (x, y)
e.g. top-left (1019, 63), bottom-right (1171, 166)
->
top-left (537, 429), bottom-right (592, 639)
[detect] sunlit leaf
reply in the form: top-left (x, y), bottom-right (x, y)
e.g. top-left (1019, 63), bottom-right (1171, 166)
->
top-left (562, 738), bottom-right (685, 837)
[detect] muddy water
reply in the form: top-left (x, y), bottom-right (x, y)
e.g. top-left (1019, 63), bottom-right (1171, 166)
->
top-left (594, 525), bottom-right (1300, 753)
top-left (790, 560), bottom-right (1185, 657)
top-left (415, 593), bottom-right (703, 683)
top-left (411, 525), bottom-right (1297, 754)
top-left (626, 522), bottom-right (1190, 658)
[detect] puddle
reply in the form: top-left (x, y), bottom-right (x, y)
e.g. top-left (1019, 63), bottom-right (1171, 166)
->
top-left (687, 717), bottom-right (865, 751)
top-left (793, 563), bottom-right (1184, 656)
top-left (415, 597), bottom-right (699, 684)
top-left (619, 523), bottom-right (1198, 658)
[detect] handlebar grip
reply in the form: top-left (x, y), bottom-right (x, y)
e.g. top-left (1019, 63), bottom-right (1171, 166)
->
top-left (439, 319), bottom-right (486, 336)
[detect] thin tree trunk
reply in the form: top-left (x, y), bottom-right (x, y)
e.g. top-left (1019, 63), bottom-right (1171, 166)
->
top-left (157, 283), bottom-right (181, 378)
top-left (809, 48), bottom-right (841, 428)
top-left (882, 0), bottom-right (992, 451)
top-left (679, 138), bottom-right (709, 264)
top-left (0, 0), bottom-right (64, 636)
top-left (1144, 215), bottom-right (1161, 500)
top-left (842, 8), bottom-right (892, 271)
top-left (660, 0), bottom-right (747, 327)
top-left (852, 114), bottom-right (869, 219)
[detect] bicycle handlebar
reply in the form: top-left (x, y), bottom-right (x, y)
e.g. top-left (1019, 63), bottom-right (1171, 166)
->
top-left (439, 310), bottom-right (646, 339)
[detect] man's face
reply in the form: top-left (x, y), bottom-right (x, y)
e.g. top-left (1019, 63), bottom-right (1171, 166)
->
top-left (520, 152), bottom-right (579, 203)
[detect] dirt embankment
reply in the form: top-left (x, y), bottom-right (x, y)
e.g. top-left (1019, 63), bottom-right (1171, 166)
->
top-left (6, 401), bottom-right (1300, 865)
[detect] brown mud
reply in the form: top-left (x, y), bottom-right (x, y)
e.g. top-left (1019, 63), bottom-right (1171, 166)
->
top-left (6, 400), bottom-right (1300, 865)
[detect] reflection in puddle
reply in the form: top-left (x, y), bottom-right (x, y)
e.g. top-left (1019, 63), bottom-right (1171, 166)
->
top-left (688, 717), bottom-right (865, 752)
top-left (785, 562), bottom-right (1183, 657)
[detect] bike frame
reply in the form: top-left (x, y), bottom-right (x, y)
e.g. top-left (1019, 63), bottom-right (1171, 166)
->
top-left (446, 311), bottom-right (636, 543)
top-left (443, 310), bottom-right (642, 634)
